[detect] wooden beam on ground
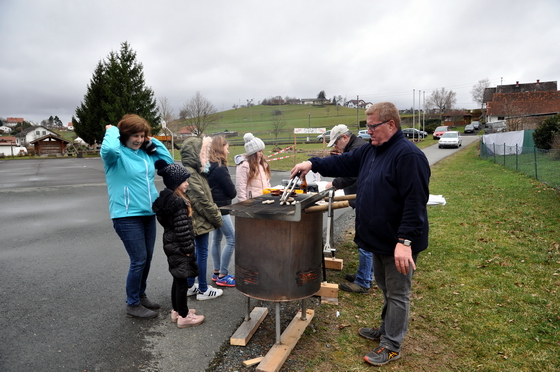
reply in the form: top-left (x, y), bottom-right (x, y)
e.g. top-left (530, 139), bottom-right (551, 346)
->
top-left (256, 309), bottom-right (314, 372)
top-left (324, 257), bottom-right (343, 270)
top-left (230, 307), bottom-right (269, 346)
top-left (243, 357), bottom-right (264, 367)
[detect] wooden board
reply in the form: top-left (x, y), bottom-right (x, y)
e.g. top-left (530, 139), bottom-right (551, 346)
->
top-left (324, 257), bottom-right (343, 270)
top-left (256, 309), bottom-right (314, 372)
top-left (230, 307), bottom-right (269, 346)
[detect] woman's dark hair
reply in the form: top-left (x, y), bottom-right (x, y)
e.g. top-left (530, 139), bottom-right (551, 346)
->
top-left (117, 114), bottom-right (152, 146)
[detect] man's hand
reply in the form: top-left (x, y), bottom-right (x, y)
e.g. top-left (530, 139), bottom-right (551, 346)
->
top-left (394, 243), bottom-right (416, 275)
top-left (290, 161), bottom-right (312, 179)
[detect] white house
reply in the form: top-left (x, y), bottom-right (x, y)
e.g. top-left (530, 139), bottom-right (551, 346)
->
top-left (0, 126), bottom-right (12, 134)
top-left (15, 126), bottom-right (58, 147)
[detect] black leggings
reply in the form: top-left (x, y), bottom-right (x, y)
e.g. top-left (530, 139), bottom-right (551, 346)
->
top-left (171, 277), bottom-right (190, 318)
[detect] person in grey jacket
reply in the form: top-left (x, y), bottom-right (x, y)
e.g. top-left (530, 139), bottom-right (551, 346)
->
top-left (291, 102), bottom-right (430, 366)
top-left (180, 136), bottom-right (223, 301)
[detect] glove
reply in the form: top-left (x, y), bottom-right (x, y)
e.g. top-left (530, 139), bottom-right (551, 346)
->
top-left (141, 139), bottom-right (157, 154)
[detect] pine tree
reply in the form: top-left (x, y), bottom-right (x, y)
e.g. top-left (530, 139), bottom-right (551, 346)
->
top-left (73, 42), bottom-right (160, 145)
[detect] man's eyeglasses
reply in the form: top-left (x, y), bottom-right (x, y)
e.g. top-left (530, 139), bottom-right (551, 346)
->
top-left (366, 120), bottom-right (390, 131)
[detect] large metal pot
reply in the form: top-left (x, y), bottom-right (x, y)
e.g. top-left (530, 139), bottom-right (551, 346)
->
top-left (234, 211), bottom-right (323, 301)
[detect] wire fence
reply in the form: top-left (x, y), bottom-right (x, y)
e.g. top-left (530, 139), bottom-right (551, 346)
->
top-left (480, 141), bottom-right (560, 189)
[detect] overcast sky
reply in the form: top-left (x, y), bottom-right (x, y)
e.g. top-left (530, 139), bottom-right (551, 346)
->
top-left (2, 0), bottom-right (559, 126)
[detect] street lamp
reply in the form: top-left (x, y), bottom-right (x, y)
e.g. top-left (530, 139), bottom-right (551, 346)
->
top-left (247, 99), bottom-right (253, 132)
top-left (307, 112), bottom-right (311, 142)
top-left (161, 120), bottom-right (174, 161)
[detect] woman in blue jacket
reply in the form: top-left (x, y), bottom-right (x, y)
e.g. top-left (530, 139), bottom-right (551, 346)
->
top-left (101, 114), bottom-right (173, 319)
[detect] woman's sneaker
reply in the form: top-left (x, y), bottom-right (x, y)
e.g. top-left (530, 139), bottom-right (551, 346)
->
top-left (187, 283), bottom-right (199, 296)
top-left (171, 309), bottom-right (196, 322)
top-left (212, 273), bottom-right (219, 282)
top-left (216, 275), bottom-right (236, 287)
top-left (196, 286), bottom-right (223, 300)
top-left (177, 312), bottom-right (205, 328)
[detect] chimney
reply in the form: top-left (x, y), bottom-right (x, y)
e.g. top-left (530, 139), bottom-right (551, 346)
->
top-left (516, 81), bottom-right (519, 87)
top-left (537, 79), bottom-right (540, 84)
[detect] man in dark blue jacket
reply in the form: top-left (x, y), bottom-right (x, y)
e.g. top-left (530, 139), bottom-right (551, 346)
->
top-left (291, 102), bottom-right (430, 366)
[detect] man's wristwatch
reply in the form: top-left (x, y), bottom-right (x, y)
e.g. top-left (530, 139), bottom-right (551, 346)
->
top-left (398, 238), bottom-right (412, 247)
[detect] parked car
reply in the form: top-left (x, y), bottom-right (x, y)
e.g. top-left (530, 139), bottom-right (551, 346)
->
top-left (471, 121), bottom-right (480, 130)
top-left (438, 131), bottom-right (462, 148)
top-left (433, 125), bottom-right (450, 140)
top-left (402, 128), bottom-right (427, 139)
top-left (317, 130), bottom-right (331, 142)
top-left (358, 130), bottom-right (370, 140)
top-left (464, 124), bottom-right (475, 133)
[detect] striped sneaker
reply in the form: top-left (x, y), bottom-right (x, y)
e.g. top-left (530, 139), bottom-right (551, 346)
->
top-left (216, 275), bottom-right (236, 287)
top-left (196, 286), bottom-right (223, 300)
top-left (363, 346), bottom-right (401, 366)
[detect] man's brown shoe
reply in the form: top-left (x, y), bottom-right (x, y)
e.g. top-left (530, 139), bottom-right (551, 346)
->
top-left (339, 282), bottom-right (369, 293)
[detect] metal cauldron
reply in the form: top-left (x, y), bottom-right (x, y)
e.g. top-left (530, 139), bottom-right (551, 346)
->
top-left (234, 211), bottom-right (323, 301)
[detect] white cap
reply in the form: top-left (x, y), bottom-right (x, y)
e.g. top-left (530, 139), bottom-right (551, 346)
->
top-left (327, 124), bottom-right (350, 147)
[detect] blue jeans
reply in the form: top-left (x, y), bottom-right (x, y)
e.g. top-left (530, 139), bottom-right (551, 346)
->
top-left (187, 233), bottom-right (210, 293)
top-left (373, 252), bottom-right (418, 352)
top-left (211, 214), bottom-right (235, 276)
top-left (112, 216), bottom-right (156, 306)
top-left (354, 248), bottom-right (374, 289)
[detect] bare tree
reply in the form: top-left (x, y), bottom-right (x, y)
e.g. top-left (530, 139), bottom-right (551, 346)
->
top-left (471, 78), bottom-right (491, 109)
top-left (426, 87), bottom-right (457, 113)
top-left (179, 91), bottom-right (217, 136)
top-left (270, 115), bottom-right (287, 146)
top-left (158, 96), bottom-right (180, 132)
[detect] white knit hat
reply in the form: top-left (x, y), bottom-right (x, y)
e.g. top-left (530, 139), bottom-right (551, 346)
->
top-left (243, 133), bottom-right (265, 155)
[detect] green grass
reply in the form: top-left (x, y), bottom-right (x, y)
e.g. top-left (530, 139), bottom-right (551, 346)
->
top-left (288, 142), bottom-right (560, 371)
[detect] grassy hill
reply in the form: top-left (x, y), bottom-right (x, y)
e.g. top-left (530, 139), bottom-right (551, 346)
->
top-left (208, 104), bottom-right (366, 140)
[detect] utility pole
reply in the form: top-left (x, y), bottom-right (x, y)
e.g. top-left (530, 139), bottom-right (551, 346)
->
top-left (356, 95), bottom-right (360, 132)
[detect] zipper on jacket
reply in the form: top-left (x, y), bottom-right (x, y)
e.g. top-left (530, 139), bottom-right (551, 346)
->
top-left (124, 186), bottom-right (130, 214)
top-left (143, 158), bottom-right (153, 205)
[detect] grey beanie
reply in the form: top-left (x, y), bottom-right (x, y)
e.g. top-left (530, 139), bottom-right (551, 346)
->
top-left (243, 133), bottom-right (265, 155)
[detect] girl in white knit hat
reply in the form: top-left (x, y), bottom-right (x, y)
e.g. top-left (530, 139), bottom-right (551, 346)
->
top-left (235, 133), bottom-right (271, 201)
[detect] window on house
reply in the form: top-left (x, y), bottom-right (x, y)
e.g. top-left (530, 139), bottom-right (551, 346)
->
top-left (36, 131), bottom-right (40, 135)
top-left (498, 117), bottom-right (504, 120)
top-left (42, 131), bottom-right (46, 135)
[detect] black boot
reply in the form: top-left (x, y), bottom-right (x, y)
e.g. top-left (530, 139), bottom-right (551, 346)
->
top-left (126, 304), bottom-right (158, 319)
top-left (140, 295), bottom-right (161, 309)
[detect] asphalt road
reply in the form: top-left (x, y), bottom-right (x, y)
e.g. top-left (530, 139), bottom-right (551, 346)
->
top-left (0, 136), bottom-right (479, 372)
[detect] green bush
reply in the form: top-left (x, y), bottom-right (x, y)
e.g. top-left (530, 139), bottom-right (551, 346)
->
top-left (533, 114), bottom-right (560, 149)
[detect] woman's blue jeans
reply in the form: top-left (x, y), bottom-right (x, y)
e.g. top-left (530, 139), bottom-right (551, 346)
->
top-left (112, 216), bottom-right (156, 306)
top-left (211, 214), bottom-right (235, 276)
top-left (187, 233), bottom-right (210, 293)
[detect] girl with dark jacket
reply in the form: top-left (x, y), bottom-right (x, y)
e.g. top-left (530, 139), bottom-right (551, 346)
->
top-left (152, 160), bottom-right (205, 328)
top-left (207, 136), bottom-right (237, 287)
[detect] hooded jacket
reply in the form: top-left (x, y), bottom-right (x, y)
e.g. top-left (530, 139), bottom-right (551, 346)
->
top-left (309, 129), bottom-right (430, 255)
top-left (152, 188), bottom-right (198, 279)
top-left (101, 126), bottom-right (173, 219)
top-left (180, 137), bottom-right (222, 235)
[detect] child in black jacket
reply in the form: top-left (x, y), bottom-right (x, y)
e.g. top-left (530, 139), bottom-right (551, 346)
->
top-left (152, 160), bottom-right (205, 328)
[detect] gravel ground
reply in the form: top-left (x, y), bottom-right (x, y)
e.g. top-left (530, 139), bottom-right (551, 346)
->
top-left (207, 210), bottom-right (355, 372)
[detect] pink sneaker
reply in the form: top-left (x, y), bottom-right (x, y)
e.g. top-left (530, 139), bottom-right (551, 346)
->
top-left (177, 312), bottom-right (205, 328)
top-left (171, 309), bottom-right (196, 323)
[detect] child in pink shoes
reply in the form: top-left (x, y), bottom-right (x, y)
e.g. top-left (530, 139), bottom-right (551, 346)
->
top-left (152, 160), bottom-right (205, 328)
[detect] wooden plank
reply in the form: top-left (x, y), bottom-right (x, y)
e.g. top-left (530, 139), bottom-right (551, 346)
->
top-left (243, 357), bottom-right (264, 367)
top-left (256, 309), bottom-right (314, 372)
top-left (324, 257), bottom-right (343, 270)
top-left (316, 282), bottom-right (339, 305)
top-left (316, 282), bottom-right (338, 298)
top-left (230, 307), bottom-right (268, 346)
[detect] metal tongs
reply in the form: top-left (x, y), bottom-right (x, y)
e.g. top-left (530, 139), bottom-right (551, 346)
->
top-left (280, 171), bottom-right (301, 203)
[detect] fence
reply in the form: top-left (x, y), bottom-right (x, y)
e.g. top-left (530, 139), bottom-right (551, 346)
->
top-left (480, 140), bottom-right (560, 189)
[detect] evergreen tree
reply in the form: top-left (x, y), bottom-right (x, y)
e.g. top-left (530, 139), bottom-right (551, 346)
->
top-left (73, 42), bottom-right (160, 145)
